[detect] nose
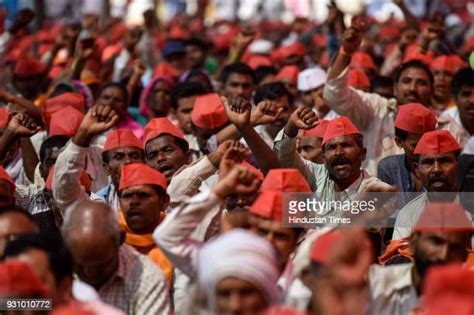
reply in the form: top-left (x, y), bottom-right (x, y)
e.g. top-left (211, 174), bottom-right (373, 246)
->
top-left (157, 152), bottom-right (167, 163)
top-left (334, 145), bottom-right (345, 156)
top-left (235, 85), bottom-right (245, 96)
top-left (228, 292), bottom-right (242, 313)
top-left (436, 244), bottom-right (449, 262)
top-left (265, 232), bottom-right (276, 246)
top-left (432, 160), bottom-right (442, 173)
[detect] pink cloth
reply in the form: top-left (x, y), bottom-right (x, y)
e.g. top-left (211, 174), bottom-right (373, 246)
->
top-left (115, 116), bottom-right (144, 140)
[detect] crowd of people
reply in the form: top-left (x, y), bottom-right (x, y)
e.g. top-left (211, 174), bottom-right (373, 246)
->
top-left (0, 1), bottom-right (473, 314)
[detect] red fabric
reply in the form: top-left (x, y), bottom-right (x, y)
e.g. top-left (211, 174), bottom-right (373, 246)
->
top-left (191, 93), bottom-right (228, 129)
top-left (103, 129), bottom-right (143, 153)
top-left (264, 306), bottom-right (309, 315)
top-left (275, 65), bottom-right (299, 84)
top-left (153, 63), bottom-right (179, 79)
top-left (322, 116), bottom-right (361, 145)
top-left (168, 26), bottom-right (189, 40)
top-left (14, 58), bottom-right (47, 76)
top-left (101, 43), bottom-right (122, 63)
top-left (278, 42), bottom-right (307, 60)
top-left (311, 34), bottom-right (327, 47)
top-left (422, 265), bottom-right (474, 315)
top-left (250, 191), bottom-right (283, 221)
top-left (378, 238), bottom-right (413, 265)
top-left (414, 130), bottom-right (461, 154)
top-left (0, 108), bottom-right (10, 129)
top-left (403, 45), bottom-right (434, 65)
top-left (119, 163), bottom-right (167, 191)
top-left (241, 161), bottom-right (264, 181)
top-left (246, 55), bottom-right (272, 70)
top-left (261, 169), bottom-right (311, 193)
top-left (350, 52), bottom-right (376, 71)
top-left (51, 301), bottom-right (94, 315)
top-left (0, 261), bottom-right (47, 297)
top-left (379, 25), bottom-right (400, 40)
top-left (45, 166), bottom-right (90, 191)
top-left (144, 117), bottom-right (186, 145)
top-left (48, 106), bottom-right (84, 138)
top-left (43, 93), bottom-right (85, 127)
top-left (414, 202), bottom-right (473, 233)
top-left (310, 230), bottom-right (343, 264)
top-left (302, 120), bottom-right (329, 138)
top-left (430, 55), bottom-right (467, 74)
top-left (0, 165), bottom-right (15, 195)
top-left (395, 103), bottom-right (437, 134)
top-left (347, 69), bottom-right (370, 90)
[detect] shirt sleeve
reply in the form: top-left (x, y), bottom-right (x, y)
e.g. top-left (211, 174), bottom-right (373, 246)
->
top-left (14, 184), bottom-right (40, 211)
top-left (153, 191), bottom-right (223, 278)
top-left (52, 141), bottom-right (91, 213)
top-left (167, 156), bottom-right (218, 207)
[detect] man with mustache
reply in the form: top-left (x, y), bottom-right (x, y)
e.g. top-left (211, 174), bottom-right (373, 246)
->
top-left (323, 17), bottom-right (466, 176)
top-left (392, 130), bottom-right (468, 239)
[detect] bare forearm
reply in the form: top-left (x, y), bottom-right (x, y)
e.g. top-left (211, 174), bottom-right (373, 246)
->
top-left (238, 125), bottom-right (280, 174)
top-left (327, 52), bottom-right (351, 81)
top-left (215, 124), bottom-right (242, 144)
top-left (0, 128), bottom-right (17, 162)
top-left (20, 137), bottom-right (39, 182)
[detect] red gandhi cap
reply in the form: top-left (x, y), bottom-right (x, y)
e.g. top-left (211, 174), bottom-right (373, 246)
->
top-left (261, 169), bottom-right (311, 193)
top-left (302, 120), bottom-right (329, 138)
top-left (250, 191), bottom-right (283, 222)
top-left (350, 52), bottom-right (376, 71)
top-left (0, 108), bottom-right (10, 129)
top-left (14, 58), bottom-right (47, 76)
top-left (395, 103), bottom-right (437, 134)
top-left (119, 163), bottom-right (167, 191)
top-left (48, 106), bottom-right (84, 138)
top-left (246, 55), bottom-right (272, 70)
top-left (0, 260), bottom-right (47, 297)
top-left (144, 117), bottom-right (187, 148)
top-left (191, 93), bottom-right (229, 130)
top-left (413, 130), bottom-right (461, 155)
top-left (275, 66), bottom-right (300, 84)
top-left (103, 129), bottom-right (143, 153)
top-left (348, 69), bottom-right (370, 90)
top-left (322, 116), bottom-right (361, 145)
top-left (414, 202), bottom-right (473, 233)
top-left (430, 55), bottom-right (467, 74)
top-left (43, 92), bottom-right (84, 127)
top-left (279, 42), bottom-right (307, 60)
top-left (0, 165), bottom-right (15, 196)
top-left (310, 230), bottom-right (344, 264)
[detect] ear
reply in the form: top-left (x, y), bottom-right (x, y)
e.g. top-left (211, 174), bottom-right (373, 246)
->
top-left (394, 137), bottom-right (403, 148)
top-left (360, 147), bottom-right (367, 162)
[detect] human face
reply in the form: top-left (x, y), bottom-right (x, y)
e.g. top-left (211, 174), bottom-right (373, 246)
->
top-left (298, 136), bottom-right (324, 164)
top-left (6, 249), bottom-right (71, 306)
top-left (456, 85), bottom-right (474, 132)
top-left (168, 53), bottom-right (187, 73)
top-left (67, 231), bottom-right (119, 290)
top-left (175, 96), bottom-right (195, 134)
top-left (323, 135), bottom-right (366, 183)
top-left (97, 86), bottom-right (127, 119)
top-left (416, 152), bottom-right (458, 192)
top-left (252, 217), bottom-right (298, 270)
top-left (0, 212), bottom-right (38, 256)
top-left (411, 231), bottom-right (470, 280)
top-left (395, 132), bottom-right (423, 170)
top-left (433, 69), bottom-right (454, 101)
top-left (149, 81), bottom-right (172, 117)
top-left (13, 75), bottom-right (45, 100)
top-left (225, 192), bottom-right (258, 212)
top-left (395, 67), bottom-right (432, 106)
top-left (40, 146), bottom-right (64, 180)
top-left (104, 146), bottom-right (144, 187)
top-left (215, 277), bottom-right (268, 315)
top-left (223, 73), bottom-right (254, 100)
top-left (186, 45), bottom-right (205, 69)
top-left (373, 85), bottom-right (395, 99)
top-left (145, 135), bottom-right (187, 182)
top-left (120, 185), bottom-right (168, 234)
top-left (271, 95), bottom-right (292, 128)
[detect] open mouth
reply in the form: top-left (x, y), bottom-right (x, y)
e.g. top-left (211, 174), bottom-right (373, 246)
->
top-left (158, 164), bottom-right (173, 176)
top-left (405, 95), bottom-right (419, 102)
top-left (333, 163), bottom-right (351, 171)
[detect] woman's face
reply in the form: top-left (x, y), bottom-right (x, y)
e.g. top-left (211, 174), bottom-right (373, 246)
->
top-left (149, 81), bottom-right (172, 117)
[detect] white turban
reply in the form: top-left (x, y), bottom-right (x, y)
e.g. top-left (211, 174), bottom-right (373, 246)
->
top-left (198, 229), bottom-right (280, 311)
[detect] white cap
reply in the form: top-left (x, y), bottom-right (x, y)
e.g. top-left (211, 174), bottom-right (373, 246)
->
top-left (297, 67), bottom-right (327, 92)
top-left (248, 40), bottom-right (274, 55)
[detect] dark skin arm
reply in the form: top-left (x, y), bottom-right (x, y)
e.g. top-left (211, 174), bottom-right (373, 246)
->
top-left (0, 89), bottom-right (44, 127)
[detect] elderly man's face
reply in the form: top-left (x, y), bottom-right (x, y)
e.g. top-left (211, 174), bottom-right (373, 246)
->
top-left (215, 277), bottom-right (268, 315)
top-left (323, 135), bottom-right (366, 181)
top-left (416, 152), bottom-right (458, 192)
top-left (0, 212), bottom-right (38, 256)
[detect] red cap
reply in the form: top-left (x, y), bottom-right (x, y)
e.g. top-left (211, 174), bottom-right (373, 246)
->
top-left (153, 63), bottom-right (179, 79)
top-left (310, 230), bottom-right (344, 264)
top-left (246, 55), bottom-right (272, 70)
top-left (350, 52), bottom-right (376, 71)
top-left (0, 261), bottom-right (47, 297)
top-left (101, 43), bottom-right (122, 63)
top-left (275, 66), bottom-right (299, 84)
top-left (241, 161), bottom-right (264, 181)
top-left (430, 55), bottom-right (466, 74)
top-left (264, 306), bottom-right (310, 315)
top-left (13, 58), bottom-right (47, 76)
top-left (414, 202), bottom-right (473, 233)
top-left (48, 106), bottom-right (84, 138)
top-left (0, 108), bottom-right (10, 129)
top-left (261, 169), bottom-right (311, 193)
top-left (119, 163), bottom-right (167, 191)
top-left (279, 42), bottom-right (307, 60)
top-left (322, 116), bottom-right (361, 145)
top-left (191, 93), bottom-right (229, 130)
top-left (379, 26), bottom-right (400, 40)
top-left (422, 265), bottom-right (474, 315)
top-left (348, 69), bottom-right (370, 90)
top-left (144, 117), bottom-right (187, 148)
top-left (250, 191), bottom-right (283, 221)
top-left (169, 26), bottom-right (189, 40)
top-left (302, 120), bottom-right (329, 138)
top-left (395, 103), bottom-right (437, 134)
top-left (414, 130), bottom-right (461, 155)
top-left (45, 166), bottom-right (91, 191)
top-left (43, 93), bottom-right (84, 127)
top-left (403, 45), bottom-right (434, 65)
top-left (103, 129), bottom-right (143, 153)
top-left (311, 34), bottom-right (327, 47)
top-left (0, 165), bottom-right (15, 196)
